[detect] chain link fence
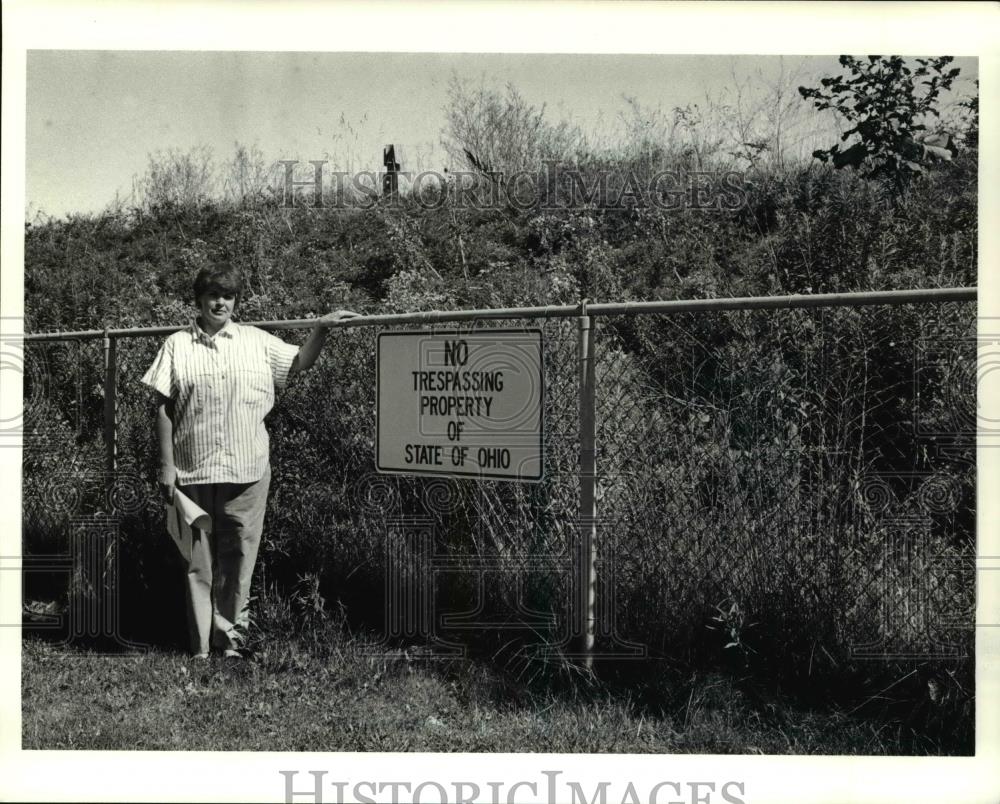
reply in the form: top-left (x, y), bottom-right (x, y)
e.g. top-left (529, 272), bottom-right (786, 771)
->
top-left (595, 303), bottom-right (975, 671)
top-left (20, 293), bottom-right (977, 673)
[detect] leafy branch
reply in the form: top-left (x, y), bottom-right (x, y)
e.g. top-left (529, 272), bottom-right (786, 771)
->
top-left (798, 56), bottom-right (961, 196)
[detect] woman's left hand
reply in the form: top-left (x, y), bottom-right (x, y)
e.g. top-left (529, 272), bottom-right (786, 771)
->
top-left (317, 309), bottom-right (361, 329)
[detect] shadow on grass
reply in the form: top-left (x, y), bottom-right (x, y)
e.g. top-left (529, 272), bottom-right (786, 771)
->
top-left (20, 579), bottom-right (973, 755)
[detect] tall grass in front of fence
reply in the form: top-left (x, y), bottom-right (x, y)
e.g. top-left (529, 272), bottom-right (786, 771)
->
top-left (595, 304), bottom-right (973, 747)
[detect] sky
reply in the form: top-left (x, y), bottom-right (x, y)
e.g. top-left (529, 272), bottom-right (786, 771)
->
top-left (25, 51), bottom-right (979, 219)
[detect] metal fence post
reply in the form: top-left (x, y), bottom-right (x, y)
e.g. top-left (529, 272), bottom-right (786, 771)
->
top-left (102, 330), bottom-right (117, 489)
top-left (577, 301), bottom-right (597, 669)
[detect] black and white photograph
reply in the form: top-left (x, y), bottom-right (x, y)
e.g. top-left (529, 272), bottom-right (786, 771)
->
top-left (1, 2), bottom-right (998, 803)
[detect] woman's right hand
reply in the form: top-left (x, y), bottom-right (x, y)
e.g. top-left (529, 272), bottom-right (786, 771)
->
top-left (159, 466), bottom-right (177, 505)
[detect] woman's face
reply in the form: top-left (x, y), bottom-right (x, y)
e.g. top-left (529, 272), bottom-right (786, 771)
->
top-left (196, 288), bottom-right (236, 331)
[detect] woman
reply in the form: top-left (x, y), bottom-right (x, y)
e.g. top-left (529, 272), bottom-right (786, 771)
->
top-left (141, 264), bottom-right (358, 659)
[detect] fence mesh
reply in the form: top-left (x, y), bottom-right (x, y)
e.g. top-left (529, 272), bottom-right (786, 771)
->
top-left (23, 338), bottom-right (107, 538)
top-left (21, 300), bottom-right (976, 668)
top-left (595, 303), bottom-right (975, 665)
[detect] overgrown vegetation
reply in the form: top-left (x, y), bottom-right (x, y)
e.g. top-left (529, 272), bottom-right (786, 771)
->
top-left (23, 57), bottom-right (978, 753)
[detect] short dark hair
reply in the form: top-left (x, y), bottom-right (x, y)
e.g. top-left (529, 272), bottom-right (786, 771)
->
top-left (193, 264), bottom-right (243, 305)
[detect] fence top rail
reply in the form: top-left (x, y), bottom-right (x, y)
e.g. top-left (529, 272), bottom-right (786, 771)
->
top-left (21, 286), bottom-right (976, 342)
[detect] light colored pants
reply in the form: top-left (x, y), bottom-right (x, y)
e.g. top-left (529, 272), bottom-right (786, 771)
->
top-left (178, 465), bottom-right (270, 655)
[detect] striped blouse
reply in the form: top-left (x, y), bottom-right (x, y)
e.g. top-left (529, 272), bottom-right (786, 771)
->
top-left (141, 320), bottom-right (300, 485)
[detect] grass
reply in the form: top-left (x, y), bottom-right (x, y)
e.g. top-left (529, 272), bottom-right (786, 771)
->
top-left (21, 633), bottom-right (942, 754)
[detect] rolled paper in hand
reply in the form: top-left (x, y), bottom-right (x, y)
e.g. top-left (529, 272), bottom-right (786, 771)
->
top-left (165, 488), bottom-right (212, 562)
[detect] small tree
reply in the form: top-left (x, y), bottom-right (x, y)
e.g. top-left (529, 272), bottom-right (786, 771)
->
top-left (798, 56), bottom-right (961, 196)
